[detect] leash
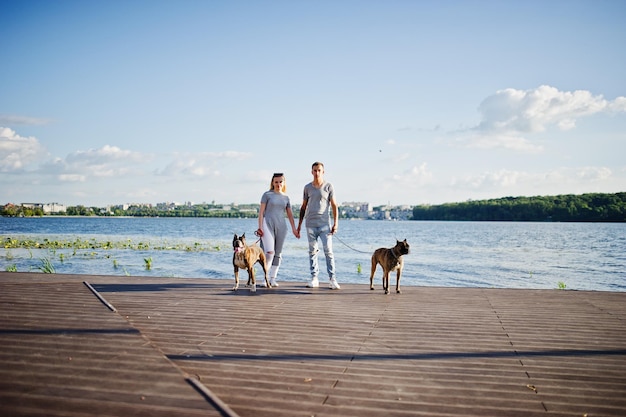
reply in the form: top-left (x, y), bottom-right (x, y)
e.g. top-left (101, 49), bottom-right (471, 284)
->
top-left (332, 234), bottom-right (371, 254)
top-left (253, 229), bottom-right (263, 245)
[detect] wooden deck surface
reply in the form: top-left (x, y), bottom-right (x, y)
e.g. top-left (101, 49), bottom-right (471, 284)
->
top-left (1, 272), bottom-right (625, 416)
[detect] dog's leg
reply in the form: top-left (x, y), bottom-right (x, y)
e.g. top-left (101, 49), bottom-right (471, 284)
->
top-left (245, 264), bottom-right (252, 287)
top-left (396, 267), bottom-right (402, 294)
top-left (248, 268), bottom-right (256, 292)
top-left (233, 267), bottom-right (239, 291)
top-left (383, 270), bottom-right (390, 295)
top-left (369, 255), bottom-right (377, 290)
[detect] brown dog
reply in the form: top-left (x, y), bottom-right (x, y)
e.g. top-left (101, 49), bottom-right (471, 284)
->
top-left (232, 233), bottom-right (269, 292)
top-left (370, 239), bottom-right (410, 294)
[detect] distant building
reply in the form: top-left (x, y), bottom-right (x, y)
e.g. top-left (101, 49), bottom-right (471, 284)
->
top-left (341, 202), bottom-right (372, 219)
top-left (42, 203), bottom-right (67, 214)
top-left (15, 202), bottom-right (66, 215)
top-left (21, 203), bottom-right (42, 210)
top-left (155, 202), bottom-right (178, 211)
top-left (368, 204), bottom-right (413, 220)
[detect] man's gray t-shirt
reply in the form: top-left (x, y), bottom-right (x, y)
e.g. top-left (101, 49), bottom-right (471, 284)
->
top-left (303, 182), bottom-right (334, 228)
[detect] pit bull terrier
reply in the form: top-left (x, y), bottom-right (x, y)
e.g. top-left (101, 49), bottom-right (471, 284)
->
top-left (232, 233), bottom-right (269, 292)
top-left (369, 239), bottom-right (410, 294)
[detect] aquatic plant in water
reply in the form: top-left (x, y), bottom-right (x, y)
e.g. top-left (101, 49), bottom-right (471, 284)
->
top-left (38, 258), bottom-right (55, 273)
top-left (2, 236), bottom-right (222, 252)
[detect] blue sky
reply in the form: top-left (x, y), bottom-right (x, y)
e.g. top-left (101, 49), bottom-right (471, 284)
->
top-left (1, 0), bottom-right (625, 207)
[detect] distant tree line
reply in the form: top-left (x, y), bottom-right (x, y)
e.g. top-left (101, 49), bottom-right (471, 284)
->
top-left (0, 205), bottom-right (44, 217)
top-left (411, 193), bottom-right (626, 222)
top-left (98, 203), bottom-right (261, 218)
top-left (117, 204), bottom-right (261, 218)
top-left (3, 192), bottom-right (625, 221)
top-left (0, 203), bottom-right (262, 218)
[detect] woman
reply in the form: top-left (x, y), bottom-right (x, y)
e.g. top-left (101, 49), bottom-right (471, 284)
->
top-left (257, 173), bottom-right (299, 287)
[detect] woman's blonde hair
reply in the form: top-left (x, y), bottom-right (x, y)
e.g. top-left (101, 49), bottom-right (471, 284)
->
top-left (269, 173), bottom-right (287, 193)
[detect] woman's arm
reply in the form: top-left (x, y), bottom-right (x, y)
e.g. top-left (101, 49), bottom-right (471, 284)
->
top-left (257, 202), bottom-right (266, 236)
top-left (286, 206), bottom-right (298, 237)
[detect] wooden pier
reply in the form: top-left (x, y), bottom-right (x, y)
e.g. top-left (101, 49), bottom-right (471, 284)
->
top-left (1, 272), bottom-right (625, 416)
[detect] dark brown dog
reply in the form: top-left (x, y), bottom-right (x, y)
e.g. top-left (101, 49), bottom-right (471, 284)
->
top-left (232, 233), bottom-right (269, 292)
top-left (370, 239), bottom-right (410, 294)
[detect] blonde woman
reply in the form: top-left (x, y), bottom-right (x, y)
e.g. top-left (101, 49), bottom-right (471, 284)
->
top-left (257, 173), bottom-right (299, 287)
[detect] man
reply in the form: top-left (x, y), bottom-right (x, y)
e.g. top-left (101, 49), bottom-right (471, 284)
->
top-left (297, 162), bottom-right (340, 289)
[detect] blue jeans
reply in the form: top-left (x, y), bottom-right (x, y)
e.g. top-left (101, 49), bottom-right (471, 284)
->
top-left (306, 225), bottom-right (336, 279)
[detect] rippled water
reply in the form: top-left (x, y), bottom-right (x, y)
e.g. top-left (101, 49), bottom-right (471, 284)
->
top-left (1, 217), bottom-right (624, 291)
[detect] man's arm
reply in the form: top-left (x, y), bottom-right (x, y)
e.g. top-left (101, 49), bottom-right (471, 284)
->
top-left (330, 196), bottom-right (338, 234)
top-left (297, 199), bottom-right (307, 233)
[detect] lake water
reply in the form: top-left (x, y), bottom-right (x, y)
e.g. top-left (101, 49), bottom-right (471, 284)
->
top-left (1, 217), bottom-right (624, 292)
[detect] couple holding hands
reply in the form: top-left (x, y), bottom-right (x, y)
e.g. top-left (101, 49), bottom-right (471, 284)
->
top-left (256, 162), bottom-right (340, 290)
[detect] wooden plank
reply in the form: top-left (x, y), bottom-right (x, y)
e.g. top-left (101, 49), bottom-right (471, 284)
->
top-left (0, 276), bottom-right (230, 417)
top-left (1, 272), bottom-right (625, 416)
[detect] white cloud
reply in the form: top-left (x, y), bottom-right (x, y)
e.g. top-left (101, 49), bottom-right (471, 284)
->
top-left (576, 166), bottom-right (612, 181)
top-left (461, 133), bottom-right (543, 152)
top-left (389, 152), bottom-right (411, 163)
top-left (451, 166), bottom-right (616, 192)
top-left (608, 96), bottom-right (626, 112)
top-left (66, 145), bottom-right (145, 165)
top-left (451, 169), bottom-right (526, 189)
top-left (476, 85), bottom-right (616, 133)
top-left (159, 158), bottom-right (220, 178)
top-left (24, 145), bottom-right (150, 185)
top-left (1, 134), bottom-right (256, 195)
top-left (58, 145), bottom-right (148, 178)
top-left (456, 85), bottom-right (626, 151)
top-left (58, 174), bottom-right (86, 182)
top-left (0, 115), bottom-right (53, 126)
top-left (0, 127), bottom-right (47, 171)
top-left (156, 151), bottom-right (252, 178)
top-left (392, 163), bottom-right (433, 186)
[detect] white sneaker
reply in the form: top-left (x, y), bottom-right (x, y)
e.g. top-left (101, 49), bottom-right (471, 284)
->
top-left (306, 278), bottom-right (319, 288)
top-left (269, 278), bottom-right (278, 287)
top-left (329, 278), bottom-right (341, 290)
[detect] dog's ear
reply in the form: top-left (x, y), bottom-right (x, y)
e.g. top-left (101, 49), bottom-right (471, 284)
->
top-left (233, 233), bottom-right (238, 239)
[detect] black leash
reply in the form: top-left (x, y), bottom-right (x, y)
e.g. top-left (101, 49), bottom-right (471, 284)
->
top-left (332, 234), bottom-right (371, 254)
